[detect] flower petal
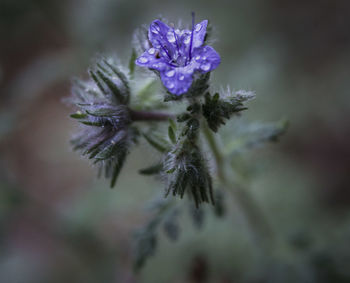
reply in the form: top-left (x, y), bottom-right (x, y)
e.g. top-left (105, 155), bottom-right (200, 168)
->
top-left (192, 20), bottom-right (208, 48)
top-left (148, 20), bottom-right (177, 57)
top-left (160, 67), bottom-right (194, 95)
top-left (177, 20), bottom-right (208, 60)
top-left (192, 46), bottom-right (221, 73)
top-left (135, 49), bottom-right (168, 72)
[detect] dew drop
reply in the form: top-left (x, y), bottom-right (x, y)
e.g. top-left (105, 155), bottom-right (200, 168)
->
top-left (202, 56), bottom-right (207, 60)
top-left (184, 34), bottom-right (191, 44)
top-left (201, 63), bottom-right (211, 71)
top-left (148, 48), bottom-right (155, 55)
top-left (195, 55), bottom-right (201, 61)
top-left (179, 75), bottom-right (185, 81)
top-left (166, 70), bottom-right (175, 77)
top-left (151, 25), bottom-right (160, 34)
top-left (195, 24), bottom-right (202, 32)
top-left (167, 31), bottom-right (176, 43)
top-left (138, 57), bottom-right (148, 63)
top-left (168, 83), bottom-right (175, 89)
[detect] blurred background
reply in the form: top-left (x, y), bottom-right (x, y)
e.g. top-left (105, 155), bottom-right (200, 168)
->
top-left (1, 0), bottom-right (350, 282)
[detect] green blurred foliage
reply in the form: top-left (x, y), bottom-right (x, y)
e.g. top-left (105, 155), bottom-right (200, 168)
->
top-left (0, 0), bottom-right (349, 282)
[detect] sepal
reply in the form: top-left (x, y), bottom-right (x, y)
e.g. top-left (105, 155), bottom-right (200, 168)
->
top-left (202, 90), bottom-right (256, 132)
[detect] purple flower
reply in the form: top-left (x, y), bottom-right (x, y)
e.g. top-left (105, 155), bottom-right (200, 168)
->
top-left (136, 16), bottom-right (221, 95)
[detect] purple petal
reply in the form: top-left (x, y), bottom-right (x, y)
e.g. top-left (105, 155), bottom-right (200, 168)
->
top-left (148, 20), bottom-right (177, 55)
top-left (192, 46), bottom-right (221, 73)
top-left (177, 20), bottom-right (208, 56)
top-left (135, 49), bottom-right (168, 72)
top-left (192, 20), bottom-right (208, 48)
top-left (160, 67), bottom-right (194, 95)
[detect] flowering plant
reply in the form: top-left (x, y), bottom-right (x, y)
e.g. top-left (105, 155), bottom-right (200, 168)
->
top-left (69, 14), bottom-right (287, 269)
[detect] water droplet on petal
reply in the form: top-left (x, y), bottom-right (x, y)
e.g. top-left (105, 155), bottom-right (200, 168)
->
top-left (202, 56), bottom-right (207, 60)
top-left (201, 63), bottom-right (211, 71)
top-left (195, 55), bottom-right (201, 61)
top-left (166, 70), bottom-right (175, 77)
top-left (138, 57), bottom-right (148, 63)
top-left (195, 24), bottom-right (202, 32)
top-left (179, 75), bottom-right (185, 81)
top-left (184, 35), bottom-right (191, 44)
top-left (151, 25), bottom-right (160, 34)
top-left (168, 83), bottom-right (175, 89)
top-left (167, 31), bottom-right (176, 43)
top-left (148, 48), bottom-right (155, 55)
top-left (184, 66), bottom-right (193, 74)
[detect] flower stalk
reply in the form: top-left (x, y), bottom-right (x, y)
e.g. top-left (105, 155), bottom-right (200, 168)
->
top-left (129, 109), bottom-right (174, 121)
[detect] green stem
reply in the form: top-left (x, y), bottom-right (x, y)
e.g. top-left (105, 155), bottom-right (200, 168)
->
top-left (129, 109), bottom-right (174, 121)
top-left (202, 124), bottom-right (274, 249)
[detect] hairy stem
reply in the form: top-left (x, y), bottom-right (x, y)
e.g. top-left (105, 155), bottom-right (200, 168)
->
top-left (130, 109), bottom-right (174, 121)
top-left (202, 123), bottom-right (274, 249)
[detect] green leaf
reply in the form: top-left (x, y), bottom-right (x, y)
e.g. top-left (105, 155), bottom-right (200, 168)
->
top-left (168, 126), bottom-right (176, 144)
top-left (89, 70), bottom-right (107, 95)
top-left (168, 118), bottom-right (177, 131)
top-left (110, 150), bottom-right (127, 188)
top-left (129, 48), bottom-right (137, 78)
top-left (162, 209), bottom-right (180, 241)
top-left (138, 80), bottom-right (157, 98)
top-left (103, 59), bottom-right (130, 98)
top-left (96, 70), bottom-right (126, 104)
top-left (70, 112), bottom-right (87, 119)
top-left (166, 168), bottom-right (175, 174)
top-left (139, 163), bottom-right (163, 175)
top-left (224, 119), bottom-right (289, 155)
top-left (81, 121), bottom-right (103, 127)
top-left (202, 91), bottom-right (254, 132)
top-left (143, 133), bottom-right (169, 153)
top-left (176, 113), bottom-right (191, 122)
top-left (133, 230), bottom-right (157, 270)
top-left (94, 131), bottom-right (126, 160)
top-left (82, 108), bottom-right (115, 118)
top-left (189, 205), bottom-right (205, 229)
